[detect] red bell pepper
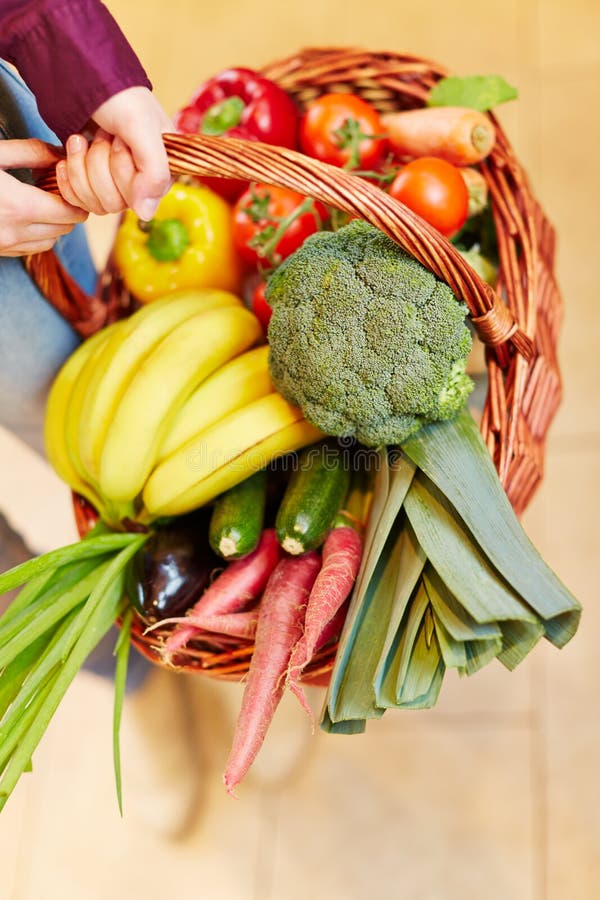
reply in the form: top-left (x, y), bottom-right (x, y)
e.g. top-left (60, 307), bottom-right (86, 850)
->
top-left (174, 67), bottom-right (299, 201)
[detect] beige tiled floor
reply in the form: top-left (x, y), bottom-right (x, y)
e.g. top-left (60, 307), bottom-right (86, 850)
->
top-left (1, 1), bottom-right (599, 898)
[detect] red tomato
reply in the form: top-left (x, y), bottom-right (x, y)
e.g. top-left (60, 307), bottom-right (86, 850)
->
top-left (233, 184), bottom-right (328, 268)
top-left (251, 281), bottom-right (272, 333)
top-left (388, 157), bottom-right (469, 237)
top-left (300, 93), bottom-right (387, 169)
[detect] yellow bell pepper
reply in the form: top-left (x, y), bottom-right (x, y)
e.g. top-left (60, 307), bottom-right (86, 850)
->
top-left (113, 181), bottom-right (242, 304)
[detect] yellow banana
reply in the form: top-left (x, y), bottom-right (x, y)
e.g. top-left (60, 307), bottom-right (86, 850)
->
top-left (78, 289), bottom-right (242, 479)
top-left (99, 305), bottom-right (262, 504)
top-left (43, 327), bottom-right (113, 511)
top-left (156, 344), bottom-right (273, 462)
top-left (64, 323), bottom-right (120, 486)
top-left (142, 393), bottom-right (324, 518)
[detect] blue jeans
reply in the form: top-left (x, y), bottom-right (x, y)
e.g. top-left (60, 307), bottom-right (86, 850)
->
top-left (0, 61), bottom-right (149, 688)
top-left (0, 59), bottom-right (95, 453)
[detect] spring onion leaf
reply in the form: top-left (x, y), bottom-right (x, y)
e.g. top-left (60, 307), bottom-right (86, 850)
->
top-left (0, 532), bottom-right (141, 596)
top-left (0, 632), bottom-right (54, 720)
top-left (113, 608), bottom-right (133, 816)
top-left (0, 557), bottom-right (105, 645)
top-left (0, 535), bottom-right (146, 811)
top-left (0, 563), bottom-right (109, 669)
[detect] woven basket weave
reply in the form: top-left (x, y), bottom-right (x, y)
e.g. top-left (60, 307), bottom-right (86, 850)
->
top-left (28, 47), bottom-right (563, 680)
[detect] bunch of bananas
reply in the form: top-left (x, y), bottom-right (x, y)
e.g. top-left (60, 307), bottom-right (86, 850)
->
top-left (44, 289), bottom-right (323, 528)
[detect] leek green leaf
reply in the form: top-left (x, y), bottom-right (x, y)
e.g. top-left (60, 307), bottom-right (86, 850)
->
top-left (376, 578), bottom-right (429, 706)
top-left (374, 521), bottom-right (427, 704)
top-left (405, 473), bottom-right (536, 624)
top-left (400, 409), bottom-right (581, 646)
top-left (433, 611), bottom-right (468, 669)
top-left (352, 451), bottom-right (416, 605)
top-left (319, 708), bottom-right (366, 734)
top-left (327, 525), bottom-right (404, 722)
top-left (423, 568), bottom-right (503, 641)
top-left (397, 623), bottom-right (445, 708)
top-left (497, 619), bottom-right (545, 670)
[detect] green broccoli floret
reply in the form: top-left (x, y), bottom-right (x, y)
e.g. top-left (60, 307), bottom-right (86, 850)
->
top-left (266, 220), bottom-right (474, 447)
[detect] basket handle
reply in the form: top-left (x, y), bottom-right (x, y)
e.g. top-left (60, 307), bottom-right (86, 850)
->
top-left (29, 132), bottom-right (533, 359)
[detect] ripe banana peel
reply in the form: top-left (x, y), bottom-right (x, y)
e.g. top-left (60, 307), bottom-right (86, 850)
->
top-left (64, 324), bottom-right (118, 487)
top-left (77, 289), bottom-right (242, 479)
top-left (156, 344), bottom-right (274, 462)
top-left (142, 393), bottom-right (325, 518)
top-left (43, 327), bottom-right (110, 513)
top-left (98, 304), bottom-right (262, 503)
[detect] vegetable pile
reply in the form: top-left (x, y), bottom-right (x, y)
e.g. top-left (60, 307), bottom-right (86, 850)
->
top-left (0, 63), bottom-right (582, 808)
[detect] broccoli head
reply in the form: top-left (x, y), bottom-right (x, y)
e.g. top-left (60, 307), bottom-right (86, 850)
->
top-left (266, 219), bottom-right (474, 447)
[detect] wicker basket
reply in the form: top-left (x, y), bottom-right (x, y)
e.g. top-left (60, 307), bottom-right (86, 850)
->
top-left (28, 47), bottom-right (564, 680)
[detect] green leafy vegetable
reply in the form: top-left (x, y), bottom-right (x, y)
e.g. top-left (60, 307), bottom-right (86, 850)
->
top-left (400, 408), bottom-right (582, 646)
top-left (113, 608), bottom-right (133, 816)
top-left (267, 220), bottom-right (474, 447)
top-left (428, 74), bottom-right (518, 112)
top-left (0, 532), bottom-right (140, 596)
top-left (0, 533), bottom-right (147, 811)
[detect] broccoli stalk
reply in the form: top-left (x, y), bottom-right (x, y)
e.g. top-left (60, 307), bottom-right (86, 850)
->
top-left (266, 220), bottom-right (474, 447)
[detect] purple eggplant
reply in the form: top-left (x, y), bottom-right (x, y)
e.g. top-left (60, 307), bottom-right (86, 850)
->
top-left (126, 510), bottom-right (220, 624)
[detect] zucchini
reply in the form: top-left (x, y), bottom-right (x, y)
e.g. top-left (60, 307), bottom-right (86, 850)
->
top-left (209, 470), bottom-right (268, 559)
top-left (276, 441), bottom-right (351, 554)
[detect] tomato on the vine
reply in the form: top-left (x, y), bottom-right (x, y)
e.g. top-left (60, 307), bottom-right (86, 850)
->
top-left (388, 157), bottom-right (469, 237)
top-left (299, 93), bottom-right (387, 170)
top-left (232, 183), bottom-right (328, 268)
top-left (251, 281), bottom-right (272, 333)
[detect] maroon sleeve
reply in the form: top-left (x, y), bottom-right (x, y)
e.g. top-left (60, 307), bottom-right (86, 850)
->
top-left (0, 0), bottom-right (152, 142)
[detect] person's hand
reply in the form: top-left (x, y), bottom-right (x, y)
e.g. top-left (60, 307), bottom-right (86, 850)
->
top-left (56, 86), bottom-right (173, 220)
top-left (0, 139), bottom-right (88, 257)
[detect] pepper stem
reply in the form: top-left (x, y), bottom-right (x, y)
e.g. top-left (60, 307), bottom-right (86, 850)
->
top-left (142, 218), bottom-right (190, 262)
top-left (201, 96), bottom-right (245, 136)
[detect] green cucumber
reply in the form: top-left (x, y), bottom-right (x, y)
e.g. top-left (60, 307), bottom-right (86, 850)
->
top-left (209, 470), bottom-right (268, 559)
top-left (276, 441), bottom-right (351, 554)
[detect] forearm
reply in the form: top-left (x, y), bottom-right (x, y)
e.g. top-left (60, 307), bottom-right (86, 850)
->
top-left (0, 0), bottom-right (151, 141)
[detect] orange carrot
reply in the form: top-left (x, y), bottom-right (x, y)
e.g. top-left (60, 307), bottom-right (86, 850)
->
top-left (381, 106), bottom-right (496, 165)
top-left (223, 551), bottom-right (321, 795)
top-left (459, 166), bottom-right (489, 216)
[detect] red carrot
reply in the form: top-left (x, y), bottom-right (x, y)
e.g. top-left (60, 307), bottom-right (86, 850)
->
top-left (223, 551), bottom-right (321, 796)
top-left (286, 526), bottom-right (362, 710)
top-left (301, 526), bottom-right (362, 664)
top-left (162, 529), bottom-right (280, 662)
top-left (185, 609), bottom-right (259, 641)
top-left (287, 601), bottom-right (349, 720)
